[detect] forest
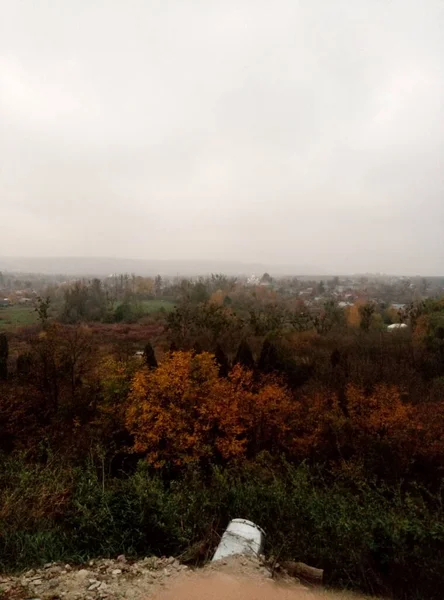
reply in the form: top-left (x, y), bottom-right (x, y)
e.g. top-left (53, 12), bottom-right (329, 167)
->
top-left (1, 274), bottom-right (444, 600)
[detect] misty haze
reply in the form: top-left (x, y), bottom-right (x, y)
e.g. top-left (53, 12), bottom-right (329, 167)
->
top-left (1, 1), bottom-right (444, 275)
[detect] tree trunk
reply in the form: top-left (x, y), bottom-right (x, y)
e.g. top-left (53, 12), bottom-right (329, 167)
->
top-left (281, 561), bottom-right (324, 585)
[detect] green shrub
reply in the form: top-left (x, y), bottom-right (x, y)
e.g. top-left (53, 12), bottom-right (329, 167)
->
top-left (1, 453), bottom-right (443, 599)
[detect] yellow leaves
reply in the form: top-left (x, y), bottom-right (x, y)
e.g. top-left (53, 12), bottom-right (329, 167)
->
top-left (126, 351), bottom-right (219, 466)
top-left (209, 290), bottom-right (225, 306)
top-left (346, 303), bottom-right (361, 328)
top-left (133, 276), bottom-right (155, 295)
top-left (346, 383), bottom-right (411, 437)
top-left (126, 351), bottom-right (295, 467)
top-left (125, 352), bottom-right (435, 469)
top-left (413, 400), bottom-right (444, 461)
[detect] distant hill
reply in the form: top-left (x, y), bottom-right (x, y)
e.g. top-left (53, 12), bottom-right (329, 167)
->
top-left (0, 256), bottom-right (328, 278)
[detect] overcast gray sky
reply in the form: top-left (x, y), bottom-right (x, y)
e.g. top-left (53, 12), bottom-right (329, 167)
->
top-left (1, 0), bottom-right (444, 274)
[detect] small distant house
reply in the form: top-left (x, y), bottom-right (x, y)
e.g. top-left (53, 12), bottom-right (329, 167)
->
top-left (247, 275), bottom-right (261, 286)
top-left (387, 323), bottom-right (408, 332)
top-left (391, 303), bottom-right (406, 311)
top-left (299, 287), bottom-right (313, 297)
top-left (0, 298), bottom-right (9, 307)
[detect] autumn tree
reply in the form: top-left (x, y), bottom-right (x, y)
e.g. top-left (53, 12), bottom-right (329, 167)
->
top-left (126, 351), bottom-right (295, 467)
top-left (127, 352), bottom-right (220, 466)
top-left (213, 364), bottom-right (295, 458)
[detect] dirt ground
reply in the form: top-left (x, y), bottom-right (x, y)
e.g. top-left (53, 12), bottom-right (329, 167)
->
top-left (0, 554), bottom-right (375, 600)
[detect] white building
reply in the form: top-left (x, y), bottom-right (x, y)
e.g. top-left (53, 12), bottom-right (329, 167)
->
top-left (387, 323), bottom-right (408, 331)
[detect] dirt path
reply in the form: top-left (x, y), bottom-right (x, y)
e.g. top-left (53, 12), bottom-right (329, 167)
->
top-left (0, 554), bottom-right (372, 600)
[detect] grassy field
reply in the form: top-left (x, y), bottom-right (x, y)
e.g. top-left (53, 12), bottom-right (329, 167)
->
top-left (0, 305), bottom-right (39, 330)
top-left (139, 299), bottom-right (175, 313)
top-left (0, 300), bottom-right (174, 331)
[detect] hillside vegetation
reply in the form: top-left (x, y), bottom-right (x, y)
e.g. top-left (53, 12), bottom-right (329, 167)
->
top-left (1, 274), bottom-right (444, 599)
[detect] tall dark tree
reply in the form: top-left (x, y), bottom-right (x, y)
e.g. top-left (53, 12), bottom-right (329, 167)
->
top-left (258, 339), bottom-right (280, 374)
top-left (16, 352), bottom-right (32, 378)
top-left (35, 296), bottom-right (51, 327)
top-left (144, 342), bottom-right (158, 369)
top-left (234, 339), bottom-right (255, 370)
top-left (330, 349), bottom-right (341, 369)
top-left (260, 272), bottom-right (272, 284)
top-left (154, 274), bottom-right (163, 296)
top-left (192, 341), bottom-right (203, 355)
top-left (0, 333), bottom-right (8, 380)
top-left (215, 344), bottom-right (229, 377)
top-left (359, 302), bottom-right (375, 332)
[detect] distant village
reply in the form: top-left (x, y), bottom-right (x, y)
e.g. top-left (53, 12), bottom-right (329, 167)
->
top-left (1, 269), bottom-right (444, 326)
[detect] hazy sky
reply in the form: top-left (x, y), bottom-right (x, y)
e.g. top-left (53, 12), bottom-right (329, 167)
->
top-left (1, 0), bottom-right (444, 274)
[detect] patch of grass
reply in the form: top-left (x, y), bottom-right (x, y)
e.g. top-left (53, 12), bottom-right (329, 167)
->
top-left (0, 306), bottom-right (38, 330)
top-left (139, 299), bottom-right (175, 314)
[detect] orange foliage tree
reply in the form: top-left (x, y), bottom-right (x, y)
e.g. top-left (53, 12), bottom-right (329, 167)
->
top-left (126, 351), bottom-right (295, 467)
top-left (278, 383), bottom-right (417, 470)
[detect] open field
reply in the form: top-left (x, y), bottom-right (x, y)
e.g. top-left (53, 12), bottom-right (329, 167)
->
top-left (0, 305), bottom-right (38, 330)
top-left (139, 299), bottom-right (175, 313)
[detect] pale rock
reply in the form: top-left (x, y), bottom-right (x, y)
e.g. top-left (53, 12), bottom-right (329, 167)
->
top-left (88, 582), bottom-right (101, 591)
top-left (48, 565), bottom-right (63, 574)
top-left (76, 569), bottom-right (90, 578)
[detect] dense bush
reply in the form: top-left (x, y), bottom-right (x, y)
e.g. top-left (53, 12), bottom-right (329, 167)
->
top-left (1, 454), bottom-right (443, 600)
